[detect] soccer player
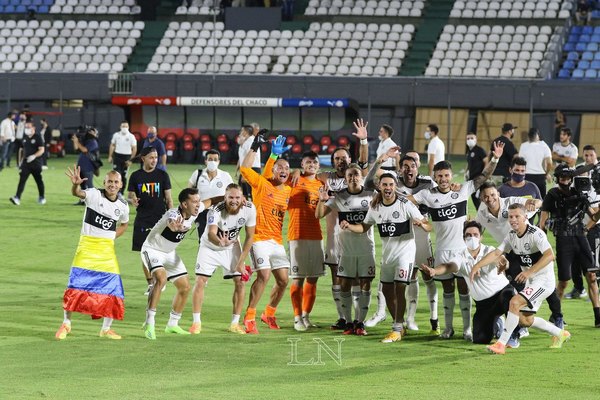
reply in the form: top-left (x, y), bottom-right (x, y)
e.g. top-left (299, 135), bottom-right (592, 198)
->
top-left (407, 141), bottom-right (505, 339)
top-left (55, 166), bottom-right (129, 340)
top-left (316, 163), bottom-right (375, 336)
top-left (128, 146), bottom-right (173, 295)
top-left (141, 188), bottom-right (211, 340)
top-left (473, 204), bottom-right (571, 354)
top-left (342, 173), bottom-right (431, 342)
top-left (421, 221), bottom-right (514, 344)
top-left (190, 183), bottom-right (256, 335)
top-left (241, 134), bottom-right (292, 334)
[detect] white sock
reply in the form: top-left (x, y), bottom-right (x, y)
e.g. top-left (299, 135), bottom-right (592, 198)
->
top-left (376, 281), bottom-right (387, 315)
top-left (301, 311), bottom-right (308, 318)
top-left (167, 310), bottom-right (181, 327)
top-left (351, 285), bottom-right (361, 318)
top-left (146, 309), bottom-right (156, 326)
top-left (63, 310), bottom-right (72, 325)
top-left (424, 278), bottom-right (438, 320)
top-left (340, 291), bottom-right (353, 322)
top-left (459, 294), bottom-right (472, 332)
top-left (531, 316), bottom-right (562, 337)
top-left (358, 290), bottom-right (371, 322)
top-left (498, 312), bottom-right (520, 345)
top-left (101, 317), bottom-right (113, 331)
top-left (392, 322), bottom-right (403, 332)
top-left (231, 314), bottom-right (240, 325)
top-left (443, 292), bottom-right (455, 330)
top-left (332, 285), bottom-right (344, 319)
top-left (192, 312), bottom-right (201, 323)
top-left (406, 278), bottom-right (419, 322)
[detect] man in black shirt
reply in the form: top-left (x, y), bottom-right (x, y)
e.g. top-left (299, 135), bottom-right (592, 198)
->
top-left (128, 146), bottom-right (173, 295)
top-left (490, 123), bottom-right (518, 184)
top-left (9, 120), bottom-right (45, 206)
top-left (466, 131), bottom-right (487, 209)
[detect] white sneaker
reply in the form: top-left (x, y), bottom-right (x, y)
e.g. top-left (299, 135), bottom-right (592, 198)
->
top-left (144, 284), bottom-right (153, 296)
top-left (38, 197), bottom-right (46, 205)
top-left (365, 312), bottom-right (386, 328)
top-left (405, 320), bottom-right (419, 331)
top-left (463, 328), bottom-right (473, 342)
top-left (302, 315), bottom-right (318, 328)
top-left (9, 196), bottom-right (20, 206)
top-left (294, 319), bottom-right (308, 332)
top-left (519, 327), bottom-right (529, 338)
top-left (440, 328), bottom-right (455, 339)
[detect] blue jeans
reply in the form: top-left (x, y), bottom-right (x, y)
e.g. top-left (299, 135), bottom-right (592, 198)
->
top-left (0, 141), bottom-right (12, 168)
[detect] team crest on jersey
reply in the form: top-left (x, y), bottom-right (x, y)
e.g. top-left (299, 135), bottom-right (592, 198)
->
top-left (208, 215), bottom-right (215, 223)
top-left (238, 218), bottom-right (246, 225)
top-left (451, 192), bottom-right (459, 199)
top-left (152, 258), bottom-right (158, 263)
top-left (292, 266), bottom-right (299, 273)
top-left (502, 210), bottom-right (508, 218)
top-left (114, 209), bottom-right (121, 216)
top-left (392, 211), bottom-right (400, 218)
top-left (524, 243), bottom-right (530, 250)
top-left (361, 200), bottom-right (368, 207)
top-left (216, 181), bottom-right (223, 188)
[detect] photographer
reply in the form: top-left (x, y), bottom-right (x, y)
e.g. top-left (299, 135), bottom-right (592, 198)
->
top-left (72, 127), bottom-right (100, 205)
top-left (539, 163), bottom-right (600, 327)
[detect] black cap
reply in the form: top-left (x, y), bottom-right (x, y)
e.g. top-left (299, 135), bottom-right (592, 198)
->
top-left (502, 123), bottom-right (516, 132)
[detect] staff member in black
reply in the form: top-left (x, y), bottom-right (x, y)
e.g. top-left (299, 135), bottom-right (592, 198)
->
top-left (9, 120), bottom-right (46, 206)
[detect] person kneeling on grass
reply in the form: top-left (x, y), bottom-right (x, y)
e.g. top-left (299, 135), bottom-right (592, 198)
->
top-left (141, 188), bottom-right (212, 340)
top-left (470, 203), bottom-right (571, 355)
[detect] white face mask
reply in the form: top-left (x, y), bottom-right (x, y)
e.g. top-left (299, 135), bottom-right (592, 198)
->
top-left (378, 134), bottom-right (385, 141)
top-left (120, 127), bottom-right (128, 134)
top-left (24, 128), bottom-right (33, 136)
top-left (424, 131), bottom-right (431, 140)
top-left (236, 135), bottom-right (245, 145)
top-left (206, 160), bottom-right (219, 172)
top-left (465, 236), bottom-right (480, 251)
top-left (466, 138), bottom-right (476, 148)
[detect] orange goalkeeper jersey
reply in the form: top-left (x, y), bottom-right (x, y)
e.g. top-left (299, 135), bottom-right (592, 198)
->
top-left (241, 163), bottom-right (291, 244)
top-left (287, 175), bottom-right (323, 241)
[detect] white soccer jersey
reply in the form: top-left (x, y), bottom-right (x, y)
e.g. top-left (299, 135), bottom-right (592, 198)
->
top-left (552, 142), bottom-right (578, 164)
top-left (498, 224), bottom-right (555, 283)
top-left (456, 244), bottom-right (510, 301)
top-left (110, 131), bottom-right (137, 155)
top-left (413, 180), bottom-right (475, 251)
top-left (476, 196), bottom-right (529, 244)
top-left (325, 171), bottom-right (348, 236)
top-left (376, 137), bottom-right (398, 168)
top-left (144, 205), bottom-right (205, 253)
top-left (363, 196), bottom-right (424, 266)
top-left (239, 136), bottom-right (261, 168)
top-left (188, 169), bottom-right (234, 201)
top-left (325, 188), bottom-right (374, 256)
top-left (200, 201), bottom-right (256, 251)
top-left (81, 188), bottom-right (129, 239)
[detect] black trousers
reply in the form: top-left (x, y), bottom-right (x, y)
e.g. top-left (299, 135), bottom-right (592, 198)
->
top-left (16, 161), bottom-right (44, 198)
top-left (525, 173), bottom-right (547, 198)
top-left (195, 209), bottom-right (209, 242)
top-left (112, 153), bottom-right (131, 193)
top-left (472, 285), bottom-right (514, 344)
top-left (239, 166), bottom-right (261, 200)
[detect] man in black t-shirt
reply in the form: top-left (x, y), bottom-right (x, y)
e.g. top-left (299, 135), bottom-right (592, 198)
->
top-left (128, 146), bottom-right (173, 295)
top-left (466, 132), bottom-right (487, 209)
top-left (9, 120), bottom-right (45, 206)
top-left (490, 123), bottom-right (518, 184)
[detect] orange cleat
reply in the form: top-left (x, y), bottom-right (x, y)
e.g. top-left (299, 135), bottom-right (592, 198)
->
top-left (244, 319), bottom-right (259, 334)
top-left (260, 313), bottom-right (281, 329)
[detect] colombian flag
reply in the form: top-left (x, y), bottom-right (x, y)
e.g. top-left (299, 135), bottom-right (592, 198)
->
top-left (62, 236), bottom-right (125, 320)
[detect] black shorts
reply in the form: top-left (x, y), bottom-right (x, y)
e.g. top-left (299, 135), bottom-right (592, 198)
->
top-left (472, 285), bottom-right (514, 344)
top-left (556, 235), bottom-right (596, 281)
top-left (132, 225), bottom-right (152, 251)
top-left (587, 225), bottom-right (600, 270)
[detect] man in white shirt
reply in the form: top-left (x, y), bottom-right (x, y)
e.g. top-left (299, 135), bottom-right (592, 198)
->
top-left (519, 128), bottom-right (553, 197)
top-left (425, 124), bottom-right (445, 177)
top-left (237, 124), bottom-right (261, 200)
top-left (0, 111), bottom-right (16, 170)
top-left (108, 121), bottom-right (137, 193)
top-left (376, 124), bottom-right (399, 171)
top-left (188, 149), bottom-right (234, 241)
top-left (552, 127), bottom-right (578, 168)
top-left (14, 112), bottom-right (27, 165)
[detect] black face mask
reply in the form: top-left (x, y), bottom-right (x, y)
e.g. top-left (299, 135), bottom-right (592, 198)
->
top-left (558, 182), bottom-right (571, 191)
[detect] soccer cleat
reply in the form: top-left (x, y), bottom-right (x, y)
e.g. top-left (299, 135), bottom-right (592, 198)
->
top-left (364, 312), bottom-right (386, 328)
top-left (550, 330), bottom-right (571, 349)
top-left (405, 320), bottom-right (419, 331)
top-left (228, 323), bottom-right (246, 335)
top-left (381, 331), bottom-right (402, 343)
top-left (244, 319), bottom-right (259, 334)
top-left (302, 315), bottom-right (318, 328)
top-left (38, 197), bottom-right (46, 205)
top-left (354, 322), bottom-right (367, 336)
top-left (99, 329), bottom-right (122, 340)
top-left (429, 318), bottom-right (440, 335)
top-left (189, 322), bottom-right (202, 334)
top-left (519, 327), bottom-right (529, 338)
top-left (342, 321), bottom-right (355, 335)
top-left (260, 313), bottom-right (281, 329)
top-left (594, 316), bottom-right (600, 328)
top-left (144, 284), bottom-right (153, 296)
top-left (440, 328), bottom-right (455, 339)
top-left (552, 316), bottom-right (565, 330)
top-left (487, 341), bottom-right (506, 355)
top-left (165, 325), bottom-right (191, 335)
top-left (463, 328), bottom-right (473, 342)
top-left (330, 318), bottom-right (347, 330)
top-left (294, 319), bottom-right (308, 332)
top-left (55, 323), bottom-right (71, 340)
top-left (506, 334), bottom-right (520, 349)
top-left (9, 196), bottom-right (20, 206)
top-left (144, 324), bottom-right (156, 340)
top-left (493, 315), bottom-right (505, 339)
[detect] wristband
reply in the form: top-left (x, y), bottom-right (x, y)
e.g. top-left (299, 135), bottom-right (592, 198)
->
top-left (491, 157), bottom-right (499, 163)
top-left (269, 153), bottom-right (278, 160)
top-left (360, 138), bottom-right (368, 145)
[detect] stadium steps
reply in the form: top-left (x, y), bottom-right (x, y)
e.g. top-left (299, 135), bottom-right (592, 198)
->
top-left (124, 21), bottom-right (169, 73)
top-left (155, 0), bottom-right (181, 18)
top-left (399, 0), bottom-right (454, 76)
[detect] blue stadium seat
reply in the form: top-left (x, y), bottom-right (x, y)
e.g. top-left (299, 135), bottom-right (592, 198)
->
top-left (563, 60), bottom-right (576, 70)
top-left (4, 4), bottom-right (14, 12)
top-left (558, 69), bottom-right (571, 79)
top-left (580, 35), bottom-right (591, 43)
top-left (571, 26), bottom-right (583, 35)
top-left (567, 51), bottom-right (579, 61)
top-left (595, 26), bottom-right (600, 35)
top-left (564, 42), bottom-right (576, 52)
top-left (582, 26), bottom-right (594, 35)
top-left (593, 10), bottom-right (600, 18)
top-left (22, 0), bottom-right (32, 6)
top-left (592, 60), bottom-right (600, 69)
top-left (584, 69), bottom-right (597, 79)
top-left (582, 51), bottom-right (594, 61)
top-left (37, 5), bottom-right (48, 12)
top-left (0, 0), bottom-right (7, 5)
top-left (595, 52), bottom-right (600, 60)
top-left (592, 34), bottom-right (600, 43)
top-left (15, 5), bottom-right (26, 12)
top-left (568, 34), bottom-right (580, 43)
top-left (9, 0), bottom-right (19, 5)
top-left (576, 42), bottom-right (588, 51)
top-left (572, 69), bottom-right (585, 79)
top-left (42, 0), bottom-right (53, 5)
top-left (578, 60), bottom-right (591, 69)
top-left (587, 43), bottom-right (599, 51)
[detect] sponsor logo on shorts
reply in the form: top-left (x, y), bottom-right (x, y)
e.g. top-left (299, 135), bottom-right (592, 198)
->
top-left (292, 266), bottom-right (299, 273)
top-left (257, 257), bottom-right (264, 264)
top-left (338, 266), bottom-right (344, 272)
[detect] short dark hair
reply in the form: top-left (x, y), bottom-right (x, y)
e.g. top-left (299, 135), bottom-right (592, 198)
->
top-left (179, 188), bottom-right (199, 203)
top-left (478, 181), bottom-right (497, 194)
top-left (302, 150), bottom-right (319, 160)
top-left (528, 128), bottom-right (539, 140)
top-left (466, 131), bottom-right (477, 136)
top-left (583, 144), bottom-right (596, 152)
top-left (508, 203), bottom-right (526, 213)
top-left (428, 124), bottom-right (439, 134)
top-left (463, 220), bottom-right (482, 236)
top-left (510, 156), bottom-right (527, 168)
top-left (205, 149), bottom-right (220, 159)
top-left (400, 154), bottom-right (418, 165)
top-left (140, 146), bottom-right (157, 157)
top-left (7, 112), bottom-right (14, 118)
top-left (380, 124), bottom-right (394, 137)
top-left (433, 160), bottom-right (452, 172)
top-left (379, 172), bottom-right (398, 183)
top-left (226, 183), bottom-right (242, 191)
top-left (331, 147), bottom-right (352, 165)
top-left (241, 125), bottom-right (253, 136)
top-left (560, 127), bottom-right (572, 137)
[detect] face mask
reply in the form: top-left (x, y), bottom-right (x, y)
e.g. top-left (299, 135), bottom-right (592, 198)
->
top-left (465, 236), bottom-right (480, 251)
top-left (120, 128), bottom-right (128, 134)
top-left (147, 132), bottom-right (155, 139)
top-left (236, 135), bottom-right (245, 145)
top-left (511, 173), bottom-right (525, 183)
top-left (558, 182), bottom-right (571, 191)
top-left (466, 139), bottom-right (476, 148)
top-left (378, 135), bottom-right (385, 141)
top-left (24, 128), bottom-right (32, 136)
top-left (206, 160), bottom-right (218, 172)
top-left (424, 131), bottom-right (431, 140)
